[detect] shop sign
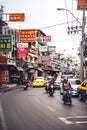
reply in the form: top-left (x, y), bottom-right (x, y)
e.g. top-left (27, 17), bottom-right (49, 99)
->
top-left (16, 43), bottom-right (28, 59)
top-left (77, 0), bottom-right (87, 10)
top-left (39, 45), bottom-right (47, 52)
top-left (0, 35), bottom-right (12, 52)
top-left (19, 29), bottom-right (36, 42)
top-left (9, 13), bottom-right (25, 21)
top-left (40, 56), bottom-right (50, 61)
top-left (0, 56), bottom-right (7, 64)
top-left (42, 36), bottom-right (51, 42)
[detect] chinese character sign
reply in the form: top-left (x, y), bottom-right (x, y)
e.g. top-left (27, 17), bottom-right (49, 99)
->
top-left (16, 43), bottom-right (28, 59)
top-left (77, 0), bottom-right (87, 10)
top-left (9, 13), bottom-right (25, 21)
top-left (19, 29), bottom-right (36, 42)
top-left (0, 35), bottom-right (12, 52)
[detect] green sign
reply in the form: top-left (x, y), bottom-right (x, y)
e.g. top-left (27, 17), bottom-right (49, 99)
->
top-left (0, 35), bottom-right (12, 52)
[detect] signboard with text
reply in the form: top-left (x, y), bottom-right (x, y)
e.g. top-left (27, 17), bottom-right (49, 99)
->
top-left (77, 0), bottom-right (87, 10)
top-left (9, 13), bottom-right (25, 21)
top-left (19, 29), bottom-right (36, 42)
top-left (16, 43), bottom-right (28, 59)
top-left (0, 35), bottom-right (12, 52)
top-left (42, 36), bottom-right (51, 42)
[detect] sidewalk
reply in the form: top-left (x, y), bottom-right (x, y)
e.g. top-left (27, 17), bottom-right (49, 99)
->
top-left (0, 84), bottom-right (21, 92)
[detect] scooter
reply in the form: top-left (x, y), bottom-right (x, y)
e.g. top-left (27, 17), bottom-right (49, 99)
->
top-left (23, 83), bottom-right (28, 90)
top-left (49, 85), bottom-right (55, 96)
top-left (63, 89), bottom-right (72, 105)
top-left (45, 80), bottom-right (50, 93)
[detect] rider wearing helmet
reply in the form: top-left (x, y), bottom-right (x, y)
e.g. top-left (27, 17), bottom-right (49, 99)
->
top-left (62, 78), bottom-right (71, 100)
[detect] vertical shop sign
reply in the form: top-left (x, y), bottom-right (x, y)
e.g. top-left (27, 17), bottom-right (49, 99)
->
top-left (0, 35), bottom-right (12, 52)
top-left (16, 43), bottom-right (28, 59)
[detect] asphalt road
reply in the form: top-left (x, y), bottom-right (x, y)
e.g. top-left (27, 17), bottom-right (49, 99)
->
top-left (0, 87), bottom-right (87, 130)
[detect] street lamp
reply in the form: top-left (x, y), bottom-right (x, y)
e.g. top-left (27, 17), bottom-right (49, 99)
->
top-left (57, 8), bottom-right (81, 26)
top-left (57, 8), bottom-right (85, 81)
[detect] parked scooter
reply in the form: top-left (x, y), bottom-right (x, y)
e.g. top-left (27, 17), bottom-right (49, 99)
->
top-left (63, 89), bottom-right (72, 105)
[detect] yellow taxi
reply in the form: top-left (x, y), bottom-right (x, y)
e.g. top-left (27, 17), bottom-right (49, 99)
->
top-left (32, 77), bottom-right (45, 87)
top-left (77, 79), bottom-right (87, 101)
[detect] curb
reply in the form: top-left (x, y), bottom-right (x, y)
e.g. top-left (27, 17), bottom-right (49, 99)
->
top-left (0, 85), bottom-right (23, 93)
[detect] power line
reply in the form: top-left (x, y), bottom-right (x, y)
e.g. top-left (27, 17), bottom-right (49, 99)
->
top-left (39, 20), bottom-right (80, 30)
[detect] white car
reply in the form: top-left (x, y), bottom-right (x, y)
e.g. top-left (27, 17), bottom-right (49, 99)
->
top-left (68, 78), bottom-right (81, 96)
top-left (54, 76), bottom-right (61, 90)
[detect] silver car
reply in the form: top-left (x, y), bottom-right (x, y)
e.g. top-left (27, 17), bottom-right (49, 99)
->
top-left (54, 76), bottom-right (61, 90)
top-left (68, 78), bottom-right (81, 96)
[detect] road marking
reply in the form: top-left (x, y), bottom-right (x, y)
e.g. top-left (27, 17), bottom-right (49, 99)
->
top-left (0, 101), bottom-right (7, 130)
top-left (59, 115), bottom-right (87, 124)
top-left (47, 105), bottom-right (56, 112)
top-left (59, 117), bottom-right (73, 124)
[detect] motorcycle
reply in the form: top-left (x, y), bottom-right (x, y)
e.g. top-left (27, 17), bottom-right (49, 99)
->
top-left (49, 84), bottom-right (55, 96)
top-left (63, 89), bottom-right (72, 105)
top-left (23, 83), bottom-right (28, 90)
top-left (45, 80), bottom-right (50, 93)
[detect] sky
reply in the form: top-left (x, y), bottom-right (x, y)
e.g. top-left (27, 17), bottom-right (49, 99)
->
top-left (0, 0), bottom-right (86, 56)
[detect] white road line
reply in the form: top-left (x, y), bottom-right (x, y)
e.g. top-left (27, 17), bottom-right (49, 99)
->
top-left (0, 101), bottom-right (7, 130)
top-left (59, 117), bottom-right (74, 124)
top-left (59, 115), bottom-right (87, 125)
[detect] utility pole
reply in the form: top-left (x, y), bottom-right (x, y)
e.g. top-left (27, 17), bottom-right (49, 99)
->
top-left (0, 5), bottom-right (4, 34)
top-left (80, 10), bottom-right (85, 81)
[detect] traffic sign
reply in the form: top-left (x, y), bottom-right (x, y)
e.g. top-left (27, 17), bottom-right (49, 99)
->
top-left (0, 35), bottom-right (12, 52)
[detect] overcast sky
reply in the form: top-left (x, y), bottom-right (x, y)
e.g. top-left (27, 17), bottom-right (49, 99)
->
top-left (0, 0), bottom-right (86, 56)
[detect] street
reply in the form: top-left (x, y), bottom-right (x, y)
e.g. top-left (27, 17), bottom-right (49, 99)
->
top-left (0, 87), bottom-right (87, 130)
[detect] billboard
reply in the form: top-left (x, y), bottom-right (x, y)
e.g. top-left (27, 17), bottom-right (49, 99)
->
top-left (9, 13), bottom-right (25, 21)
top-left (19, 29), bottom-right (36, 42)
top-left (77, 0), bottom-right (87, 10)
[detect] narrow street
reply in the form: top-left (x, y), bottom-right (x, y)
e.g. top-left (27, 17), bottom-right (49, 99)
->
top-left (0, 87), bottom-right (87, 130)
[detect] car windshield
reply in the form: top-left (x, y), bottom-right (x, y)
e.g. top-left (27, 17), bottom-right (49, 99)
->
top-left (68, 79), bottom-right (81, 85)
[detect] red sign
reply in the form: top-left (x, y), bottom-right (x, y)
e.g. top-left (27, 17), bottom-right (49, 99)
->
top-left (77, 0), bottom-right (87, 10)
top-left (42, 36), bottom-right (51, 42)
top-left (19, 29), bottom-right (36, 42)
top-left (9, 13), bottom-right (25, 21)
top-left (16, 43), bottom-right (28, 59)
top-left (0, 56), bottom-right (7, 64)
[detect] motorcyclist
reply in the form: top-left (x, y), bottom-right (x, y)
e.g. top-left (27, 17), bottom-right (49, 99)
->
top-left (49, 78), bottom-right (55, 93)
top-left (62, 78), bottom-right (71, 100)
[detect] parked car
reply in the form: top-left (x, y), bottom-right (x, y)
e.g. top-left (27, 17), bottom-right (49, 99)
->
top-left (32, 77), bottom-right (45, 87)
top-left (54, 76), bottom-right (61, 90)
top-left (77, 79), bottom-right (87, 101)
top-left (68, 78), bottom-right (81, 96)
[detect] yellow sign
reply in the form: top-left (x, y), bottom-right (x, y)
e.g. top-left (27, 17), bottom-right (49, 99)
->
top-left (19, 29), bottom-right (36, 42)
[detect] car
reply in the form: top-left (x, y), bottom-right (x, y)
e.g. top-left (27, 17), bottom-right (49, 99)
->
top-left (54, 76), bottom-right (61, 90)
top-left (68, 78), bottom-right (81, 96)
top-left (77, 79), bottom-right (87, 101)
top-left (32, 77), bottom-right (45, 87)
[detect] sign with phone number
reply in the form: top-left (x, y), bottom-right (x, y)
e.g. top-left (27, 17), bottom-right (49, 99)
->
top-left (0, 35), bottom-right (12, 52)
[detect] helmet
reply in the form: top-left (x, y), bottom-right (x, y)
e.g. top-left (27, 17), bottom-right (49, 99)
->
top-left (63, 77), bottom-right (68, 83)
